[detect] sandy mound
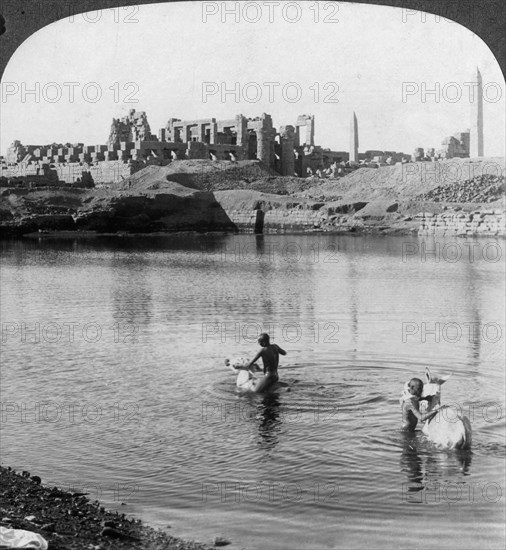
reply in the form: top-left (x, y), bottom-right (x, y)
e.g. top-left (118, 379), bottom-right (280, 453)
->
top-left (107, 157), bottom-right (505, 206)
top-left (114, 159), bottom-right (278, 193)
top-left (297, 158), bottom-right (506, 202)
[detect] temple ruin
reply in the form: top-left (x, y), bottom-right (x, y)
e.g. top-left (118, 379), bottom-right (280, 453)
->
top-left (0, 66), bottom-right (490, 187)
top-left (0, 110), bottom-right (357, 185)
top-left (108, 109), bottom-right (155, 145)
top-left (412, 130), bottom-right (470, 161)
top-left (411, 67), bottom-right (485, 161)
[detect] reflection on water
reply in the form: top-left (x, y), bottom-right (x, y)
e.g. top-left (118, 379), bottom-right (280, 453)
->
top-left (400, 432), bottom-right (425, 488)
top-left (0, 234), bottom-right (504, 550)
top-left (256, 392), bottom-right (282, 453)
top-left (400, 431), bottom-right (473, 492)
top-left (399, 431), bottom-right (475, 511)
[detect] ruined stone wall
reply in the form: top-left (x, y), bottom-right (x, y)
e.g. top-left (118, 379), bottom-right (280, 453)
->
top-left (0, 146), bottom-right (246, 185)
top-left (1, 161), bottom-right (50, 180)
top-left (205, 144), bottom-right (246, 161)
top-left (295, 115), bottom-right (314, 147)
top-left (57, 161), bottom-right (138, 184)
top-left (108, 109), bottom-right (154, 146)
top-left (279, 125), bottom-right (295, 176)
top-left (418, 209), bottom-right (505, 236)
top-left (1, 159), bottom-right (142, 184)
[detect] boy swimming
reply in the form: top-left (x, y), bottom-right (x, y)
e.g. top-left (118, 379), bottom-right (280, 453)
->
top-left (245, 333), bottom-right (286, 393)
top-left (400, 378), bottom-right (438, 431)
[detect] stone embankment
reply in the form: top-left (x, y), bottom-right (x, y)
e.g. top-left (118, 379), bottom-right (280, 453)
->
top-left (218, 197), bottom-right (505, 236)
top-left (213, 190), bottom-right (326, 232)
top-left (214, 192), bottom-right (377, 232)
top-left (418, 209), bottom-right (505, 236)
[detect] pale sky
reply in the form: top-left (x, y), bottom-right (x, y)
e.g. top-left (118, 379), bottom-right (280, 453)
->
top-left (1, 1), bottom-right (504, 156)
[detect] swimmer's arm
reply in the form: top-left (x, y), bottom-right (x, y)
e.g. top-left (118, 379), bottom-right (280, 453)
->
top-left (409, 402), bottom-right (439, 422)
top-left (422, 405), bottom-right (444, 422)
top-left (275, 344), bottom-right (287, 355)
top-left (246, 351), bottom-right (262, 370)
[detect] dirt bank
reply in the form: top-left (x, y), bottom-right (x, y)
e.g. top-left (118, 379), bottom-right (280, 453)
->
top-left (0, 466), bottom-right (216, 550)
top-left (0, 158), bottom-right (504, 236)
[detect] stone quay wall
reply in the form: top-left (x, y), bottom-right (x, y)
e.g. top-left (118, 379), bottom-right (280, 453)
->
top-left (217, 194), bottom-right (506, 235)
top-left (215, 196), bottom-right (328, 232)
top-left (418, 209), bottom-right (505, 236)
top-left (263, 207), bottom-right (326, 230)
top-left (224, 208), bottom-right (328, 232)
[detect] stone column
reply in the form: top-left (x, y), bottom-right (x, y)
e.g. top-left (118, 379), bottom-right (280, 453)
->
top-left (301, 155), bottom-right (309, 177)
top-left (210, 122), bottom-right (218, 145)
top-left (294, 126), bottom-right (301, 147)
top-left (256, 129), bottom-right (270, 166)
top-left (306, 115), bottom-right (315, 146)
top-left (256, 114), bottom-right (275, 166)
top-left (280, 125), bottom-right (295, 176)
top-left (235, 114), bottom-right (248, 147)
top-left (199, 124), bottom-right (207, 142)
top-left (268, 131), bottom-right (276, 169)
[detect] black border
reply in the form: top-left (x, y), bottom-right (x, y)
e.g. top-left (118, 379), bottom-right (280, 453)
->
top-left (0, 0), bottom-right (505, 80)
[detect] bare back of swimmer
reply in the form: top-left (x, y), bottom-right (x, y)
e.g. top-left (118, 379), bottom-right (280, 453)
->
top-left (245, 333), bottom-right (286, 393)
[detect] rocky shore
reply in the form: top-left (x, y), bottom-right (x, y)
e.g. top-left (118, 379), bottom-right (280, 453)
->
top-left (0, 158), bottom-right (504, 237)
top-left (0, 466), bottom-right (215, 550)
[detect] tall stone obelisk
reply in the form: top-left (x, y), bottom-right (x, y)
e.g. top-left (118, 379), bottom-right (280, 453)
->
top-left (470, 67), bottom-right (484, 157)
top-left (349, 112), bottom-right (359, 163)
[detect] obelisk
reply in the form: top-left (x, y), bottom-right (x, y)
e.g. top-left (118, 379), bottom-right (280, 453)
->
top-left (470, 67), bottom-right (484, 157)
top-left (349, 112), bottom-right (359, 163)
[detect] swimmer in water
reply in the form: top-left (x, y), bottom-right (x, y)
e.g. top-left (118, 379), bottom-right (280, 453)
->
top-left (401, 378), bottom-right (438, 431)
top-left (245, 333), bottom-right (286, 393)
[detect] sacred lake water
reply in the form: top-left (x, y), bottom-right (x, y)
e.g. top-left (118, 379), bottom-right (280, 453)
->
top-left (1, 233), bottom-right (504, 549)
